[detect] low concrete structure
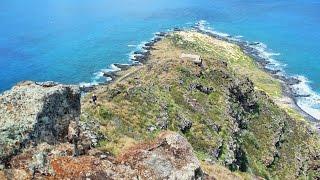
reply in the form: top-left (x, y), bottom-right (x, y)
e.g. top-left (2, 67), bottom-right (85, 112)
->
top-left (180, 53), bottom-right (202, 64)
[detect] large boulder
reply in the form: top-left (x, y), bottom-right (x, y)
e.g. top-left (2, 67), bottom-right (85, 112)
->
top-left (116, 131), bottom-right (203, 179)
top-left (0, 81), bottom-right (80, 165)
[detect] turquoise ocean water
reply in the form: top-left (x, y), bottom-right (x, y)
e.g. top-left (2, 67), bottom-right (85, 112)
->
top-left (0, 0), bottom-right (319, 119)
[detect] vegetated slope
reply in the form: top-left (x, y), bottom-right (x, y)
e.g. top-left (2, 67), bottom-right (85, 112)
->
top-left (82, 31), bottom-right (320, 179)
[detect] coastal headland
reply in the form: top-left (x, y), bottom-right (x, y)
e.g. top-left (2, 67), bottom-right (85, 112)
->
top-left (0, 30), bottom-right (319, 179)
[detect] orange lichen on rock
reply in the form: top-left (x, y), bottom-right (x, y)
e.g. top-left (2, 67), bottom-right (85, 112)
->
top-left (50, 156), bottom-right (100, 178)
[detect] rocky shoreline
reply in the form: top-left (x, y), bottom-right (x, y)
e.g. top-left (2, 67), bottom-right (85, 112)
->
top-left (192, 23), bottom-right (318, 123)
top-left (96, 26), bottom-right (318, 123)
top-left (97, 32), bottom-right (168, 85)
top-left (86, 26), bottom-right (318, 123)
top-left (241, 44), bottom-right (318, 122)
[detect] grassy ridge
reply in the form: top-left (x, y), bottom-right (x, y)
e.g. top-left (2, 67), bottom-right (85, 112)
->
top-left (82, 31), bottom-right (320, 179)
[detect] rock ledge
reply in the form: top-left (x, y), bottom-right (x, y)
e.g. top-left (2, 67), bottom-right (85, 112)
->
top-left (0, 81), bottom-right (80, 165)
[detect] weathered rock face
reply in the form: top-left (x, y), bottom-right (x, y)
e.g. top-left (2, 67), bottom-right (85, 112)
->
top-left (117, 131), bottom-right (203, 179)
top-left (0, 81), bottom-right (80, 165)
top-left (1, 131), bottom-right (204, 179)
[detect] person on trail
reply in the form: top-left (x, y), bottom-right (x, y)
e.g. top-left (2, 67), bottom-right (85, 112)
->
top-left (92, 94), bottom-right (97, 105)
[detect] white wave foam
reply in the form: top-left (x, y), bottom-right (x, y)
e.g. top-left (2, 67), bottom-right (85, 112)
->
top-left (291, 76), bottom-right (320, 120)
top-left (128, 32), bottom-right (166, 62)
top-left (93, 71), bottom-right (104, 79)
top-left (249, 43), bottom-right (280, 58)
top-left (137, 41), bottom-right (148, 51)
top-left (83, 63), bottom-right (122, 87)
top-left (248, 42), bottom-right (286, 70)
top-left (110, 64), bottom-right (121, 71)
top-left (234, 35), bottom-right (244, 38)
top-left (79, 70), bottom-right (107, 88)
top-left (196, 20), bottom-right (320, 120)
top-left (196, 20), bottom-right (230, 37)
top-left (248, 40), bottom-right (319, 120)
top-left (129, 53), bottom-right (136, 60)
top-left (82, 30), bottom-right (169, 89)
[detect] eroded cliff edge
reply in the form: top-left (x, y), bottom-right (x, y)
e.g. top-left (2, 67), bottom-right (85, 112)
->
top-left (0, 31), bottom-right (319, 179)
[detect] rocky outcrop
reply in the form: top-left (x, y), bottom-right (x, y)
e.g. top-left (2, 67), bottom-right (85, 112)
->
top-left (1, 131), bottom-right (204, 179)
top-left (189, 83), bottom-right (214, 95)
top-left (0, 83), bottom-right (202, 180)
top-left (177, 115), bottom-right (193, 133)
top-left (116, 131), bottom-right (203, 179)
top-left (0, 81), bottom-right (81, 166)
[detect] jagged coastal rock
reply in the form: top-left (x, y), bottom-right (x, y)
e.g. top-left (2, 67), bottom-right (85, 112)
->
top-left (0, 81), bottom-right (80, 166)
top-left (1, 131), bottom-right (205, 179)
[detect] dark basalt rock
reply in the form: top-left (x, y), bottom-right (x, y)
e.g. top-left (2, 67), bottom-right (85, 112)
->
top-left (232, 148), bottom-right (249, 172)
top-left (144, 42), bottom-right (154, 47)
top-left (293, 94), bottom-right (311, 98)
top-left (103, 71), bottom-right (117, 80)
top-left (108, 88), bottom-right (122, 99)
top-left (286, 77), bottom-right (302, 85)
top-left (133, 55), bottom-right (148, 63)
top-left (131, 50), bottom-right (151, 64)
top-left (173, 27), bottom-right (182, 31)
top-left (133, 51), bottom-right (142, 55)
top-left (179, 119), bottom-right (192, 133)
top-left (80, 85), bottom-right (96, 93)
top-left (274, 75), bottom-right (302, 86)
top-left (267, 69), bottom-right (281, 75)
top-left (113, 63), bottom-right (131, 71)
top-left (189, 83), bottom-right (214, 95)
top-left (248, 42), bottom-right (260, 46)
top-left (35, 81), bottom-right (59, 87)
top-left (130, 34), bottom-right (166, 64)
top-left (142, 46), bottom-right (155, 51)
top-left (211, 144), bottom-right (223, 159)
top-left (177, 115), bottom-right (193, 133)
top-left (255, 58), bottom-right (270, 67)
top-left (155, 32), bottom-right (166, 37)
top-left (157, 119), bottom-right (169, 130)
top-left (133, 51), bottom-right (150, 58)
top-left (153, 37), bottom-right (162, 43)
top-left (196, 84), bottom-right (214, 95)
top-left (204, 119), bottom-right (221, 132)
top-left (227, 77), bottom-right (259, 132)
top-left (273, 75), bottom-right (286, 82)
top-left (229, 78), bottom-right (258, 112)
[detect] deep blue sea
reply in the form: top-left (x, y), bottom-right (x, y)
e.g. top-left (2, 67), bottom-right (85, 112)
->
top-left (0, 0), bottom-right (319, 119)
